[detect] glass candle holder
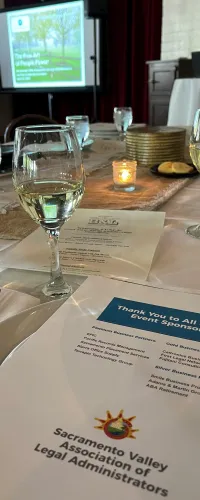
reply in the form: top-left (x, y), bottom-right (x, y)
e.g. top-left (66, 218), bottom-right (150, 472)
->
top-left (112, 159), bottom-right (137, 192)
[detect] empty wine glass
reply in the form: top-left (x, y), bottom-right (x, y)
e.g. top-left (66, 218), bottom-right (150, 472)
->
top-left (113, 107), bottom-right (133, 139)
top-left (186, 109), bottom-right (200, 238)
top-left (66, 115), bottom-right (90, 149)
top-left (13, 124), bottom-right (85, 297)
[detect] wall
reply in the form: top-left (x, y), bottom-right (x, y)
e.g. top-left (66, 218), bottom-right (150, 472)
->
top-left (161, 0), bottom-right (200, 60)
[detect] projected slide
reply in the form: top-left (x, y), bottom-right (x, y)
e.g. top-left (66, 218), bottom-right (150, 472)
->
top-left (7, 1), bottom-right (85, 88)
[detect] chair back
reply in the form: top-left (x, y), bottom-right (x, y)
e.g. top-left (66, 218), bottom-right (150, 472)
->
top-left (4, 114), bottom-right (58, 142)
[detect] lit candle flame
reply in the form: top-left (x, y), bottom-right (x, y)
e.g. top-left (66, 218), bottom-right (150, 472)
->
top-left (120, 169), bottom-right (131, 182)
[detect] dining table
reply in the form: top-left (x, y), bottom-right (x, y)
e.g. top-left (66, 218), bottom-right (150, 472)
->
top-left (1, 177), bottom-right (200, 288)
top-left (0, 127), bottom-right (200, 361)
top-left (1, 125), bottom-right (200, 500)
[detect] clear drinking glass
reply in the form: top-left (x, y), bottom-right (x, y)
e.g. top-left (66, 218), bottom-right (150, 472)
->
top-left (66, 115), bottom-right (90, 148)
top-left (13, 124), bottom-right (85, 297)
top-left (186, 109), bottom-right (200, 238)
top-left (113, 107), bottom-right (133, 138)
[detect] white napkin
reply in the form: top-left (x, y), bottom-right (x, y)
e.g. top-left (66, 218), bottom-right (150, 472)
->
top-left (0, 288), bottom-right (40, 323)
top-left (0, 177), bottom-right (19, 214)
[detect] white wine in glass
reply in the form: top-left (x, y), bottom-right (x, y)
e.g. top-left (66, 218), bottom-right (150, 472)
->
top-left (13, 124), bottom-right (85, 296)
top-left (186, 109), bottom-right (200, 238)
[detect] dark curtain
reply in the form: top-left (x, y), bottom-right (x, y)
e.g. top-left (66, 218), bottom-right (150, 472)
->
top-left (128, 0), bottom-right (163, 123)
top-left (56, 0), bottom-right (162, 123)
top-left (5, 0), bottom-right (162, 124)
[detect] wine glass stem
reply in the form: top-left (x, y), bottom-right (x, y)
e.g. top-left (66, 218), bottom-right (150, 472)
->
top-left (47, 229), bottom-right (65, 287)
top-left (119, 131), bottom-right (125, 141)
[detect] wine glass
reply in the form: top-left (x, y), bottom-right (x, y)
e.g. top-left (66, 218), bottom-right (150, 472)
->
top-left (113, 107), bottom-right (133, 139)
top-left (13, 124), bottom-right (85, 297)
top-left (186, 109), bottom-right (200, 238)
top-left (66, 115), bottom-right (90, 149)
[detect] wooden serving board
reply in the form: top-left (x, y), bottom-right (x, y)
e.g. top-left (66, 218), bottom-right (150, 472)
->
top-left (80, 165), bottom-right (194, 211)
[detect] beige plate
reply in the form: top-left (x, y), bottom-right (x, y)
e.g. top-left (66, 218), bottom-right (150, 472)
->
top-left (126, 139), bottom-right (185, 146)
top-left (126, 134), bottom-right (185, 140)
top-left (126, 145), bottom-right (184, 150)
top-left (127, 126), bottom-right (185, 135)
top-left (126, 131), bottom-right (185, 136)
top-left (126, 136), bottom-right (185, 142)
top-left (126, 144), bottom-right (185, 149)
top-left (126, 137), bottom-right (185, 142)
top-left (126, 152), bottom-right (185, 158)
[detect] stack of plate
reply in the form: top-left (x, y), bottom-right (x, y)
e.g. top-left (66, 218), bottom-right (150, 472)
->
top-left (126, 126), bottom-right (186, 167)
top-left (90, 123), bottom-right (119, 139)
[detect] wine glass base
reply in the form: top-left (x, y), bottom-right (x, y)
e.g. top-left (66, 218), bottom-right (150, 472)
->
top-left (118, 132), bottom-right (126, 142)
top-left (186, 224), bottom-right (200, 239)
top-left (42, 280), bottom-right (72, 297)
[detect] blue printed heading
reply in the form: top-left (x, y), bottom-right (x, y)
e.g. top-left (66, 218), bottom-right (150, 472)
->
top-left (98, 298), bottom-right (200, 343)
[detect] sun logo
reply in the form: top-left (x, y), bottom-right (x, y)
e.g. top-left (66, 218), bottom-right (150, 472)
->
top-left (94, 410), bottom-right (139, 440)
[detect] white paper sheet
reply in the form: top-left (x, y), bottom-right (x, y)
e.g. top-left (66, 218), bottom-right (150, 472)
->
top-left (1, 276), bottom-right (200, 499)
top-left (3, 209), bottom-right (165, 282)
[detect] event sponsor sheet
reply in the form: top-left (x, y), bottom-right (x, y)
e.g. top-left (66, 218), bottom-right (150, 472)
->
top-left (1, 276), bottom-right (200, 499)
top-left (2, 209), bottom-right (165, 281)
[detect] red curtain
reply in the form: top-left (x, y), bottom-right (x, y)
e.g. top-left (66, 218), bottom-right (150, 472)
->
top-left (56, 0), bottom-right (162, 123)
top-left (57, 0), bottom-right (163, 123)
top-left (5, 0), bottom-right (162, 124)
top-left (129, 0), bottom-right (163, 123)
top-left (49, 0), bottom-right (131, 123)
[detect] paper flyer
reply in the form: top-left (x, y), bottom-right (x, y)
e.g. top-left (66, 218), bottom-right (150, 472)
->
top-left (3, 209), bottom-right (165, 282)
top-left (1, 276), bottom-right (200, 499)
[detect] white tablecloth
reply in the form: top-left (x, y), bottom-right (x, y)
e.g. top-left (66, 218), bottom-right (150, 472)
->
top-left (1, 177), bottom-right (200, 295)
top-left (167, 78), bottom-right (200, 127)
top-left (1, 139), bottom-right (200, 298)
top-left (149, 176), bottom-right (200, 292)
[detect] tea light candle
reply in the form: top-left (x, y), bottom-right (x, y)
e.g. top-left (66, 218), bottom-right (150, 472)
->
top-left (112, 159), bottom-right (137, 192)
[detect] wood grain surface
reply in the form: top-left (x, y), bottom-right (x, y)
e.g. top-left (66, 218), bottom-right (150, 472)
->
top-left (0, 165), bottom-right (193, 240)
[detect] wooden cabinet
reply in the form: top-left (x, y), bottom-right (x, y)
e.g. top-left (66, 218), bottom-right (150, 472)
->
top-left (150, 97), bottom-right (169, 127)
top-left (146, 59), bottom-right (193, 126)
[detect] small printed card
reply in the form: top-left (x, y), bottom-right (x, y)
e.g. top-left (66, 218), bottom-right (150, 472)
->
top-left (3, 209), bottom-right (165, 282)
